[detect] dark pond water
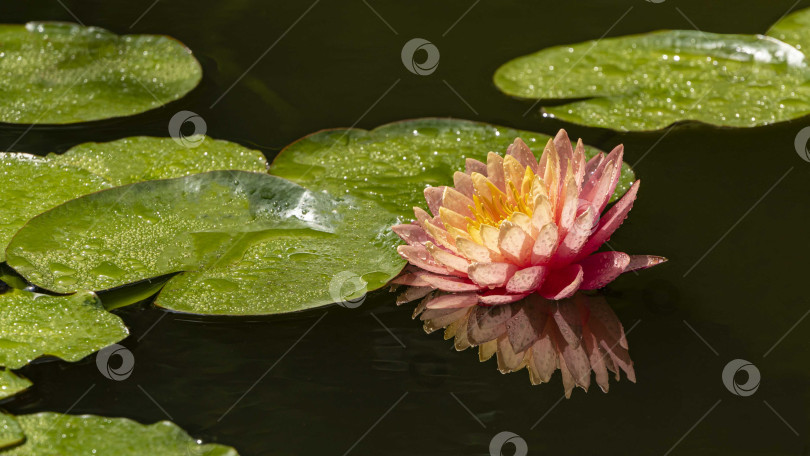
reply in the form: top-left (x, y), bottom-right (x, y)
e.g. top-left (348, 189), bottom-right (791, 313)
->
top-left (3, 0), bottom-right (810, 454)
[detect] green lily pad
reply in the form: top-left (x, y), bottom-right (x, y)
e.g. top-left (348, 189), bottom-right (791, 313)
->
top-left (767, 7), bottom-right (810, 56)
top-left (0, 290), bottom-right (128, 369)
top-left (493, 30), bottom-right (810, 131)
top-left (0, 413), bottom-right (22, 450)
top-left (0, 153), bottom-right (109, 262)
top-left (53, 136), bottom-right (268, 186)
top-left (0, 370), bottom-right (31, 401)
top-left (268, 118), bottom-right (634, 216)
top-left (0, 413), bottom-right (238, 455)
top-left (6, 171), bottom-right (338, 294)
top-left (0, 22), bottom-right (202, 124)
top-left (154, 198), bottom-right (403, 315)
top-left (6, 169), bottom-right (404, 315)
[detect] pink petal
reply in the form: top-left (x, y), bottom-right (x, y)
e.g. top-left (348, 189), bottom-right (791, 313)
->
top-left (552, 323), bottom-right (591, 391)
top-left (505, 265), bottom-right (546, 293)
top-left (578, 251), bottom-right (631, 290)
top-left (599, 339), bottom-right (636, 382)
top-left (391, 223), bottom-right (430, 246)
top-left (497, 222), bottom-right (532, 266)
top-left (477, 292), bottom-right (528, 306)
top-left (530, 223), bottom-right (559, 265)
top-left (467, 262), bottom-right (518, 288)
top-left (465, 158), bottom-right (487, 176)
top-left (624, 255), bottom-right (668, 272)
top-left (397, 245), bottom-right (453, 275)
top-left (587, 297), bottom-right (627, 350)
top-left (425, 293), bottom-right (479, 309)
top-left (596, 145), bottom-right (624, 213)
top-left (468, 304), bottom-right (513, 344)
top-left (506, 303), bottom-right (544, 353)
top-left (442, 187), bottom-right (475, 218)
top-left (391, 273), bottom-right (430, 287)
top-left (574, 180), bottom-right (640, 263)
top-left (507, 138), bottom-right (539, 172)
top-left (582, 326), bottom-right (610, 392)
top-left (538, 264), bottom-right (583, 300)
top-left (453, 171), bottom-right (474, 199)
top-left (426, 242), bottom-right (469, 273)
top-left (486, 152), bottom-right (506, 192)
top-left (424, 186), bottom-right (446, 217)
top-left (552, 207), bottom-right (596, 265)
top-left (572, 139), bottom-right (586, 189)
top-left (552, 300), bottom-right (583, 348)
top-left (414, 271), bottom-right (483, 292)
top-left (553, 129), bottom-right (574, 174)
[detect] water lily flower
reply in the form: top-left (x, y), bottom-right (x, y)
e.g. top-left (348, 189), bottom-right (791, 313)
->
top-left (391, 130), bottom-right (665, 308)
top-left (390, 130), bottom-right (666, 394)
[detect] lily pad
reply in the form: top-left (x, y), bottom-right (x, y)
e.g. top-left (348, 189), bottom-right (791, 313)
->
top-left (767, 7), bottom-right (810, 57)
top-left (493, 30), bottom-right (810, 131)
top-left (0, 153), bottom-right (109, 262)
top-left (154, 198), bottom-right (403, 315)
top-left (0, 22), bottom-right (202, 124)
top-left (53, 136), bottom-right (268, 186)
top-left (7, 171), bottom-right (338, 294)
top-left (0, 413), bottom-right (238, 455)
top-left (0, 370), bottom-right (31, 401)
top-left (269, 118), bottom-right (634, 215)
top-left (0, 413), bottom-right (22, 450)
top-left (0, 290), bottom-right (128, 369)
top-left (6, 170), bottom-right (404, 315)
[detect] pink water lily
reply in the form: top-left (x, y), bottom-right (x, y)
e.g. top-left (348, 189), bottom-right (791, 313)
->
top-left (391, 130), bottom-right (665, 309)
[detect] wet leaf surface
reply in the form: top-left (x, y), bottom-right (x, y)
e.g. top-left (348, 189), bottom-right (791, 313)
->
top-left (494, 29), bottom-right (810, 131)
top-left (0, 290), bottom-right (128, 369)
top-left (0, 413), bottom-right (238, 455)
top-left (0, 22), bottom-right (201, 124)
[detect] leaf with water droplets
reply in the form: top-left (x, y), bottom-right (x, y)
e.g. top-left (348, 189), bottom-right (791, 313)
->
top-left (0, 22), bottom-right (201, 124)
top-left (6, 171), bottom-right (404, 315)
top-left (0, 369), bottom-right (31, 400)
top-left (494, 29), bottom-right (810, 131)
top-left (269, 118), bottom-right (634, 213)
top-left (1, 413), bottom-right (238, 455)
top-left (0, 290), bottom-right (128, 369)
top-left (768, 7), bottom-right (810, 57)
top-left (0, 153), bottom-right (109, 262)
top-left (0, 413), bottom-right (23, 450)
top-left (53, 136), bottom-right (268, 186)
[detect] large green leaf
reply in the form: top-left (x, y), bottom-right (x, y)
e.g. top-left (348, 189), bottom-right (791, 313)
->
top-left (0, 413), bottom-right (22, 450)
top-left (494, 30), bottom-right (810, 131)
top-left (0, 290), bottom-right (128, 369)
top-left (0, 413), bottom-right (238, 455)
top-left (155, 198), bottom-right (403, 315)
top-left (0, 153), bottom-right (109, 262)
top-left (767, 7), bottom-right (810, 57)
top-left (269, 118), bottom-right (634, 216)
top-left (53, 136), bottom-right (268, 186)
top-left (7, 171), bottom-right (337, 293)
top-left (0, 22), bottom-right (201, 124)
top-left (6, 171), bottom-right (404, 315)
top-left (0, 370), bottom-right (31, 401)
top-left (1, 137), bottom-right (268, 262)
